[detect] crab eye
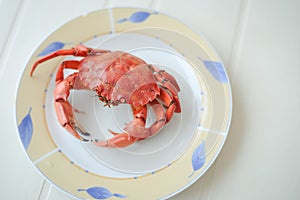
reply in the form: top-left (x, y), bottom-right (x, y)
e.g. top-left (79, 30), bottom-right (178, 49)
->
top-left (119, 97), bottom-right (126, 104)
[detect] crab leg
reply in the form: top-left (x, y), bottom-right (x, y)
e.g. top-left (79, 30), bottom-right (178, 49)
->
top-left (150, 65), bottom-right (180, 91)
top-left (157, 88), bottom-right (176, 122)
top-left (53, 60), bottom-right (90, 141)
top-left (30, 45), bottom-right (110, 76)
top-left (155, 76), bottom-right (181, 113)
top-left (151, 66), bottom-right (181, 113)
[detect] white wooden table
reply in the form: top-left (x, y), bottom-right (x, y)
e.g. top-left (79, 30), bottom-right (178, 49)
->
top-left (1, 0), bottom-right (299, 199)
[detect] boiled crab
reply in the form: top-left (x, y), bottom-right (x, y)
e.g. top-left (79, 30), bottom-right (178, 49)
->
top-left (30, 45), bottom-right (181, 148)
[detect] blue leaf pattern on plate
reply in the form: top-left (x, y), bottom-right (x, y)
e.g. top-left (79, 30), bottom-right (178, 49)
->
top-left (117, 11), bottom-right (153, 23)
top-left (203, 60), bottom-right (228, 83)
top-left (18, 107), bottom-right (33, 149)
top-left (78, 187), bottom-right (127, 199)
top-left (38, 41), bottom-right (65, 56)
top-left (189, 141), bottom-right (206, 177)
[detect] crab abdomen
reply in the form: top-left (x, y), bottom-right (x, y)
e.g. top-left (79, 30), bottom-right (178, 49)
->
top-left (78, 51), bottom-right (159, 105)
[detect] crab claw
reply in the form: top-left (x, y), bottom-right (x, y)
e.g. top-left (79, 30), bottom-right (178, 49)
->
top-left (113, 100), bottom-right (166, 140)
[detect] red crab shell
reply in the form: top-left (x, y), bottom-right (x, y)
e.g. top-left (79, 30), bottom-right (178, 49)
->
top-left (30, 45), bottom-right (181, 148)
top-left (78, 51), bottom-right (160, 106)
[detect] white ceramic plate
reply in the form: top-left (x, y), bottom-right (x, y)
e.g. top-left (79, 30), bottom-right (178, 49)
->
top-left (16, 8), bottom-right (232, 200)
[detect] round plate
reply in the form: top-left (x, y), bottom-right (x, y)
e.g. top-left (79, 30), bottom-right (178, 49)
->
top-left (16, 8), bottom-right (232, 200)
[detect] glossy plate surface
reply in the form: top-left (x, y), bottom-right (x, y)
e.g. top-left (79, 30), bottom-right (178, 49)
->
top-left (16, 8), bottom-right (232, 200)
